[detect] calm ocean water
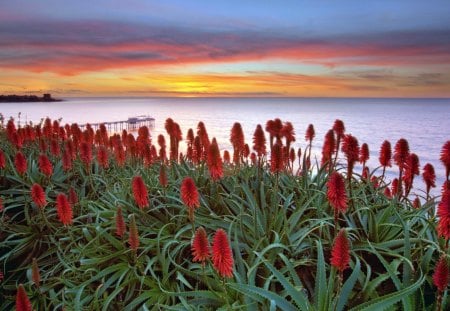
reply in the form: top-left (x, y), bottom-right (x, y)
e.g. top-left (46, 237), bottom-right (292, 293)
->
top-left (1, 97), bottom-right (449, 196)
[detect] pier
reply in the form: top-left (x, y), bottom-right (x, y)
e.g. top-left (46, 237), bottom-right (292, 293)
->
top-left (79, 115), bottom-right (155, 132)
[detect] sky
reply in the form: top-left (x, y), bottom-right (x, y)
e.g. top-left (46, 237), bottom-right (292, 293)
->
top-left (1, 0), bottom-right (450, 97)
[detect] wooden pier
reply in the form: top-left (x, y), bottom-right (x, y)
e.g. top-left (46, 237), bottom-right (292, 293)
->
top-left (79, 115), bottom-right (155, 132)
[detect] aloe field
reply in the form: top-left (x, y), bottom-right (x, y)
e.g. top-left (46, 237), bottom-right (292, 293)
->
top-left (1, 116), bottom-right (450, 310)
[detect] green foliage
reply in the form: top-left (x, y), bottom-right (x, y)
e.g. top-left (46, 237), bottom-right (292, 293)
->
top-left (0, 126), bottom-right (447, 310)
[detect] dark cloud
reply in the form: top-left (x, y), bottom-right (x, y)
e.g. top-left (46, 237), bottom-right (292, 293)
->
top-left (1, 19), bottom-right (450, 74)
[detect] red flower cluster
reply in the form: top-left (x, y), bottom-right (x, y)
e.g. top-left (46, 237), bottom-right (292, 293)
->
top-left (32, 258), bottom-right (40, 288)
top-left (230, 122), bottom-right (245, 166)
top-left (38, 154), bottom-right (53, 177)
top-left (321, 130), bottom-right (335, 166)
top-left (56, 193), bottom-right (73, 225)
top-left (0, 149), bottom-right (5, 169)
top-left (191, 227), bottom-right (211, 264)
top-left (331, 229), bottom-right (350, 272)
top-left (128, 214), bottom-right (139, 252)
top-left (437, 189), bottom-right (450, 239)
top-left (16, 284), bottom-right (32, 311)
top-left (441, 141), bottom-right (450, 180)
top-left (97, 146), bottom-right (109, 168)
top-left (433, 255), bottom-right (449, 292)
top-left (181, 177), bottom-right (200, 221)
top-left (31, 183), bottom-right (46, 209)
top-left (14, 152), bottom-right (27, 175)
top-left (394, 138), bottom-right (410, 169)
top-left (379, 140), bottom-right (392, 168)
top-left (422, 163), bottom-right (436, 196)
top-left (212, 229), bottom-right (234, 278)
top-left (305, 124), bottom-right (315, 142)
top-left (207, 138), bottom-right (223, 181)
top-left (252, 124), bottom-right (266, 158)
top-left (270, 142), bottom-right (284, 173)
top-left (327, 172), bottom-right (348, 213)
top-left (115, 206), bottom-right (126, 238)
top-left (341, 134), bottom-right (359, 179)
top-left (132, 176), bottom-right (149, 209)
top-left (159, 164), bottom-right (168, 187)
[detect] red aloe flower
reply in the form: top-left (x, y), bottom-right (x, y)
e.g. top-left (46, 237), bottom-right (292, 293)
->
top-left (62, 149), bottom-right (72, 171)
top-left (212, 229), bottom-right (234, 278)
top-left (56, 193), bottom-right (73, 225)
top-left (68, 187), bottom-right (78, 206)
top-left (181, 177), bottom-right (200, 221)
top-left (252, 124), bottom-right (267, 158)
top-left (332, 119), bottom-right (345, 162)
top-left (305, 124), bottom-right (315, 142)
top-left (437, 189), bottom-right (450, 239)
top-left (38, 154), bottom-right (53, 177)
top-left (327, 172), bottom-right (348, 213)
top-left (280, 121), bottom-right (295, 152)
top-left (223, 150), bottom-right (230, 164)
top-left (270, 142), bottom-right (284, 173)
top-left (331, 229), bottom-right (350, 272)
top-left (31, 184), bottom-right (46, 209)
top-left (207, 138), bottom-right (223, 181)
top-left (327, 171), bottom-right (348, 230)
top-left (394, 138), bottom-right (409, 171)
top-left (433, 255), bottom-right (450, 292)
top-left (192, 227), bottom-right (211, 264)
top-left (6, 118), bottom-right (17, 142)
top-left (50, 139), bottom-right (60, 157)
top-left (132, 176), bottom-right (149, 209)
top-left (157, 134), bottom-right (167, 162)
top-left (341, 134), bottom-right (359, 180)
top-left (230, 122), bottom-right (245, 166)
top-left (391, 178), bottom-right (400, 197)
top-left (321, 130), bottom-right (336, 167)
top-left (159, 164), bottom-right (168, 187)
top-left (423, 163), bottom-right (436, 197)
top-left (114, 143), bottom-right (126, 167)
top-left (128, 214), bottom-right (139, 252)
top-left (16, 284), bottom-right (32, 311)
top-left (379, 140), bottom-right (392, 175)
top-left (115, 206), bottom-right (126, 238)
top-left (333, 119), bottom-right (345, 139)
top-left (359, 143), bottom-right (369, 165)
top-left (197, 121), bottom-right (210, 160)
top-left (0, 149), bottom-right (5, 169)
top-left (96, 146), bottom-right (109, 168)
top-left (0, 196), bottom-right (3, 212)
top-left (14, 152), bottom-right (27, 175)
top-left (32, 258), bottom-right (40, 288)
top-left (79, 141), bottom-right (92, 167)
top-left (441, 141), bottom-right (450, 180)
top-left (403, 153), bottom-right (420, 197)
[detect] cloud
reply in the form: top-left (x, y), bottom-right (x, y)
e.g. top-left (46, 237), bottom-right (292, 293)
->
top-left (1, 20), bottom-right (450, 75)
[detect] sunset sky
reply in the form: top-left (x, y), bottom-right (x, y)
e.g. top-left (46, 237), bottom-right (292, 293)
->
top-left (1, 0), bottom-right (450, 97)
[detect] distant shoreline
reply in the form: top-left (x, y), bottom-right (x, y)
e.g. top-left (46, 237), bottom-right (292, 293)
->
top-left (0, 94), bottom-right (62, 103)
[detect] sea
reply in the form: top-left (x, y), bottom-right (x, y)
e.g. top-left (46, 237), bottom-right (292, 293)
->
top-left (1, 97), bottom-right (449, 197)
